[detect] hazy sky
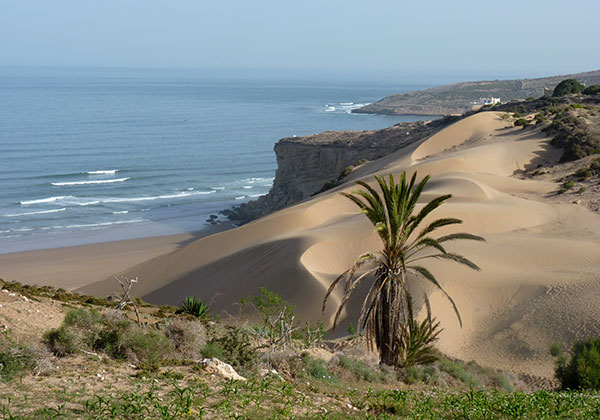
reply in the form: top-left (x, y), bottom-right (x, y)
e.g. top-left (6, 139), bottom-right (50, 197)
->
top-left (2, 0), bottom-right (599, 81)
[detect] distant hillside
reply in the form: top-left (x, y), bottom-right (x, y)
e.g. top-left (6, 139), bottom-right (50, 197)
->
top-left (354, 70), bottom-right (600, 116)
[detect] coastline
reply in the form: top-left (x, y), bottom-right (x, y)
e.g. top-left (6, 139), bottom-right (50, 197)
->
top-left (0, 222), bottom-right (233, 291)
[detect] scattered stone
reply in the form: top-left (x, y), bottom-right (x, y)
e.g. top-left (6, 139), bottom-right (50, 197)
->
top-left (198, 358), bottom-right (246, 381)
top-left (259, 367), bottom-right (281, 378)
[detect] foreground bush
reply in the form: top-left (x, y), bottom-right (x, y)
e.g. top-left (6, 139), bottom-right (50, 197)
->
top-left (555, 338), bottom-right (600, 390)
top-left (44, 308), bottom-right (173, 370)
top-left (201, 326), bottom-right (258, 372)
top-left (0, 333), bottom-right (39, 382)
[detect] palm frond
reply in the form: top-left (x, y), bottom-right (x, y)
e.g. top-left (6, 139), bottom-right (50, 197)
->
top-left (437, 232), bottom-right (486, 243)
top-left (408, 265), bottom-right (462, 327)
top-left (321, 253), bottom-right (375, 313)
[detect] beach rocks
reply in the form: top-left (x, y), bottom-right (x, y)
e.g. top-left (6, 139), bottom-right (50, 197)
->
top-left (198, 358), bottom-right (246, 381)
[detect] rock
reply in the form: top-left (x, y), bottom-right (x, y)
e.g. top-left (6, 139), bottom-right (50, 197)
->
top-left (198, 358), bottom-right (246, 381)
top-left (259, 367), bottom-right (281, 378)
top-left (224, 120), bottom-right (445, 222)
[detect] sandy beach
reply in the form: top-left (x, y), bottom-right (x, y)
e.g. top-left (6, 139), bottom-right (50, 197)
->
top-left (73, 111), bottom-right (600, 379)
top-left (0, 223), bottom-right (232, 290)
top-left (4, 111), bottom-right (600, 380)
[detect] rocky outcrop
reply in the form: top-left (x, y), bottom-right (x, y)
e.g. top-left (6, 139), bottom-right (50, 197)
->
top-left (354, 70), bottom-right (600, 116)
top-left (223, 118), bottom-right (456, 222)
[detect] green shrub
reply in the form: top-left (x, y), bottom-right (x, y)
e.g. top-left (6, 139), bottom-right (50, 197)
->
top-left (180, 297), bottom-right (210, 319)
top-left (558, 180), bottom-right (575, 194)
top-left (207, 326), bottom-right (258, 371)
top-left (583, 85), bottom-right (600, 95)
top-left (438, 359), bottom-right (482, 388)
top-left (337, 356), bottom-right (386, 382)
top-left (44, 308), bottom-right (104, 356)
top-left (200, 342), bottom-right (225, 359)
top-left (514, 118), bottom-right (530, 128)
top-left (0, 334), bottom-right (38, 382)
top-left (403, 365), bottom-right (438, 385)
top-left (124, 329), bottom-right (172, 371)
top-left (555, 338), bottom-right (600, 390)
top-left (553, 79), bottom-right (585, 97)
top-left (301, 354), bottom-right (337, 382)
top-left (44, 308), bottom-right (173, 369)
top-left (570, 103), bottom-right (584, 109)
top-left (574, 168), bottom-right (592, 180)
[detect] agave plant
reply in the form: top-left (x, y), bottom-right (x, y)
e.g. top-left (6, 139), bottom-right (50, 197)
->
top-left (181, 296), bottom-right (210, 318)
top-left (322, 171), bottom-right (484, 366)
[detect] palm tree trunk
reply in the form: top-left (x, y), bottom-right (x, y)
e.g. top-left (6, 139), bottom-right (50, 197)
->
top-left (375, 268), bottom-right (411, 366)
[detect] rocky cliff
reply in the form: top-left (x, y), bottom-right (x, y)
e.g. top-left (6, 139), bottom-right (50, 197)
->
top-left (223, 118), bottom-right (456, 222)
top-left (354, 70), bottom-right (600, 116)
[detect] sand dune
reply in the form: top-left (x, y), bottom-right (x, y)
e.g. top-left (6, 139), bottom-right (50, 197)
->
top-left (78, 112), bottom-right (600, 378)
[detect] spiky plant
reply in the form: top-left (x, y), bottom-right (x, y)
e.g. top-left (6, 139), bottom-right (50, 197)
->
top-left (322, 172), bottom-right (484, 366)
top-left (180, 297), bottom-right (210, 319)
top-left (398, 295), bottom-right (441, 368)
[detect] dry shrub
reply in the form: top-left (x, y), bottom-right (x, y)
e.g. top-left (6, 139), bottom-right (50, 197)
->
top-left (164, 319), bottom-right (207, 360)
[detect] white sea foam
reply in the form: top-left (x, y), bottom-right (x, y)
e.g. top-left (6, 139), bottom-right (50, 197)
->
top-left (20, 196), bottom-right (72, 205)
top-left (212, 186), bottom-right (225, 190)
top-left (248, 193), bottom-right (266, 198)
top-left (235, 196), bottom-right (245, 200)
top-left (340, 102), bottom-right (354, 106)
top-left (87, 170), bottom-right (118, 175)
top-left (51, 219), bottom-right (145, 230)
top-left (100, 190), bottom-right (213, 204)
top-left (5, 208), bottom-right (66, 217)
top-left (243, 185), bottom-right (253, 189)
top-left (77, 200), bottom-right (101, 206)
top-left (52, 177), bottom-right (130, 186)
top-left (112, 211), bottom-right (129, 214)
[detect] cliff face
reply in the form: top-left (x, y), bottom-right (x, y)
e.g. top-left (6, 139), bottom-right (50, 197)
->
top-left (224, 118), bottom-right (454, 222)
top-left (355, 70), bottom-right (600, 116)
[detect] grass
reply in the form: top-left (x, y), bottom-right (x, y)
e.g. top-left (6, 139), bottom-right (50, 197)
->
top-left (2, 372), bottom-right (600, 419)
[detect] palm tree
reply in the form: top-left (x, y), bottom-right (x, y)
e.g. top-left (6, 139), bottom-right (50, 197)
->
top-left (322, 171), bottom-right (484, 366)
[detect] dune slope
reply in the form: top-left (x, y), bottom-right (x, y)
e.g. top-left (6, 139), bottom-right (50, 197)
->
top-left (79, 112), bottom-right (600, 378)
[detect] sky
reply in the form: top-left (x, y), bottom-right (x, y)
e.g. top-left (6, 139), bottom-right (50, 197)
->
top-left (1, 0), bottom-right (599, 82)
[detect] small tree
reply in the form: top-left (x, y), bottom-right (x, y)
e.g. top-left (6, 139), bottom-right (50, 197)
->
top-left (241, 287), bottom-right (298, 349)
top-left (554, 338), bottom-right (600, 390)
top-left (553, 79), bottom-right (585, 97)
top-left (322, 172), bottom-right (484, 366)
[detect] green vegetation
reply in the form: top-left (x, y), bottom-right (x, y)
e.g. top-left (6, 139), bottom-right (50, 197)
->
top-left (0, 333), bottom-right (38, 382)
top-left (554, 338), bottom-right (600, 390)
top-left (514, 118), bottom-right (531, 128)
top-left (545, 109), bottom-right (600, 162)
top-left (44, 308), bottom-right (172, 371)
top-left (336, 355), bottom-right (387, 382)
top-left (558, 180), bottom-right (575, 194)
top-left (180, 296), bottom-right (210, 318)
top-left (553, 79), bottom-right (585, 97)
top-left (323, 172), bottom-right (484, 367)
top-left (204, 326), bottom-right (258, 372)
top-left (4, 376), bottom-right (600, 419)
top-left (583, 85), bottom-right (600, 95)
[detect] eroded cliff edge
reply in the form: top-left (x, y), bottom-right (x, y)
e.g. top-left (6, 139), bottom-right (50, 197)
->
top-left (223, 117), bottom-right (457, 222)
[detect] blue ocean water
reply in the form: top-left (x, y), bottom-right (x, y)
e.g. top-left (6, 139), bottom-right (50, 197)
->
top-left (0, 67), bottom-right (431, 253)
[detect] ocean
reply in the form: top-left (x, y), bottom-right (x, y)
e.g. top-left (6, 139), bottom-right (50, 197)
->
top-left (0, 67), bottom-right (431, 253)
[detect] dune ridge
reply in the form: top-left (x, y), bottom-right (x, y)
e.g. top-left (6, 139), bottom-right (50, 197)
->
top-left (79, 112), bottom-right (600, 378)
